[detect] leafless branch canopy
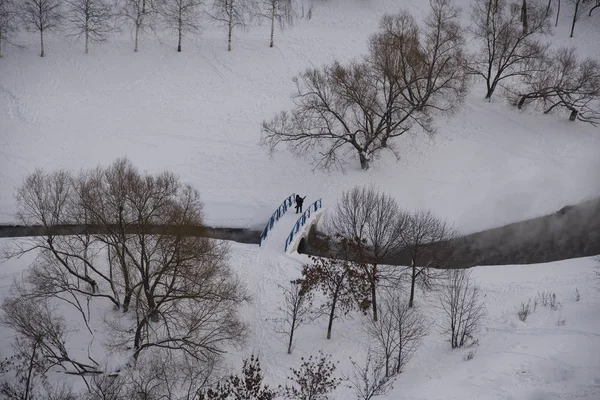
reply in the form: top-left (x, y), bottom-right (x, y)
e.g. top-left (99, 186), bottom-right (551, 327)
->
top-left (514, 46), bottom-right (600, 124)
top-left (469, 0), bottom-right (551, 99)
top-left (261, 0), bottom-right (467, 170)
top-left (65, 0), bottom-right (114, 53)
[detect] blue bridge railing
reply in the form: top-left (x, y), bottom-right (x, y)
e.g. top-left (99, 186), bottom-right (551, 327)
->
top-left (259, 193), bottom-right (296, 246)
top-left (284, 198), bottom-right (323, 252)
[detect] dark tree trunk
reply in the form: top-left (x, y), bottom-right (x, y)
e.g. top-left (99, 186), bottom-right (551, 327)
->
top-left (521, 0), bottom-right (528, 33)
top-left (327, 291), bottom-right (338, 339)
top-left (409, 261), bottom-right (416, 308)
top-left (570, 1), bottom-right (579, 37)
top-left (555, 0), bottom-right (561, 27)
top-left (569, 109), bottom-right (578, 121)
top-left (40, 29), bottom-right (44, 57)
top-left (371, 265), bottom-right (378, 321)
top-left (359, 153), bottom-right (369, 170)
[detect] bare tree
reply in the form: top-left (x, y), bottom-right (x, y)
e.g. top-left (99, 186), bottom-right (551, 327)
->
top-left (366, 289), bottom-right (428, 376)
top-left (20, 0), bottom-right (63, 57)
top-left (160, 0), bottom-right (203, 52)
top-left (437, 269), bottom-right (486, 349)
top-left (514, 46), bottom-right (600, 123)
top-left (283, 351), bottom-right (341, 400)
top-left (399, 209), bottom-right (455, 308)
top-left (209, 0), bottom-right (249, 51)
top-left (119, 0), bottom-right (158, 52)
top-left (328, 185), bottom-right (406, 321)
top-left (261, 0), bottom-right (467, 170)
top-left (1, 294), bottom-right (98, 379)
top-left (299, 238), bottom-right (370, 339)
top-left (0, 0), bottom-right (19, 58)
top-left (258, 0), bottom-right (295, 48)
top-left (12, 168), bottom-right (122, 311)
top-left (65, 0), bottom-right (113, 53)
top-left (469, 0), bottom-right (551, 99)
top-left (346, 352), bottom-right (393, 400)
top-left (277, 280), bottom-right (313, 354)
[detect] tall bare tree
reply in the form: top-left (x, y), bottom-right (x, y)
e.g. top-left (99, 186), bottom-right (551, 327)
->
top-left (366, 289), bottom-right (428, 377)
top-left (0, 0), bottom-right (18, 58)
top-left (120, 0), bottom-right (157, 52)
top-left (20, 0), bottom-right (63, 57)
top-left (66, 0), bottom-right (114, 54)
top-left (514, 46), bottom-right (600, 123)
top-left (469, 0), bottom-right (551, 99)
top-left (328, 185), bottom-right (406, 321)
top-left (258, 0), bottom-right (295, 48)
top-left (399, 210), bottom-right (454, 308)
top-left (209, 0), bottom-right (249, 51)
top-left (160, 0), bottom-right (203, 52)
top-left (437, 269), bottom-right (486, 348)
top-left (261, 0), bottom-right (467, 170)
top-left (277, 280), bottom-right (313, 354)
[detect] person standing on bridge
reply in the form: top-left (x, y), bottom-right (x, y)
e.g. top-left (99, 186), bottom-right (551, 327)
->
top-left (295, 194), bottom-right (306, 214)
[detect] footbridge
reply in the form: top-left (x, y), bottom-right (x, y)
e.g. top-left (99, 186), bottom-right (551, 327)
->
top-left (259, 194), bottom-right (325, 254)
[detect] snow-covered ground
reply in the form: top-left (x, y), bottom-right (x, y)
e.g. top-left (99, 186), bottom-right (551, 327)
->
top-left (1, 237), bottom-right (599, 399)
top-left (1, 0), bottom-right (599, 234)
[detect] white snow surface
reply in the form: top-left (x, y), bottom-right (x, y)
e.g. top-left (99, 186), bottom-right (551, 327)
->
top-left (0, 0), bottom-right (599, 234)
top-left (0, 237), bottom-right (599, 399)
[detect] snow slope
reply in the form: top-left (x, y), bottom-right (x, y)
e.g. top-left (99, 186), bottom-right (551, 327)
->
top-left (1, 0), bottom-right (599, 235)
top-left (1, 237), bottom-right (599, 399)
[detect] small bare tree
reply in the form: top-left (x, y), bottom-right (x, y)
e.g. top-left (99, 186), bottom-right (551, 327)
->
top-left (258, 0), bottom-right (295, 48)
top-left (199, 354), bottom-right (276, 400)
top-left (283, 351), bottom-right (341, 400)
top-left (65, 0), bottom-right (114, 54)
top-left (469, 0), bottom-right (551, 99)
top-left (299, 237), bottom-right (370, 340)
top-left (278, 280), bottom-right (313, 354)
top-left (0, 0), bottom-right (19, 58)
top-left (261, 0), bottom-right (467, 170)
top-left (20, 0), bottom-right (63, 57)
top-left (399, 210), bottom-right (454, 308)
top-left (437, 269), bottom-right (486, 349)
top-left (160, 0), bottom-right (203, 52)
top-left (329, 185), bottom-right (406, 321)
top-left (514, 46), bottom-right (600, 123)
top-left (346, 352), bottom-right (393, 400)
top-left (209, 0), bottom-right (249, 51)
top-left (119, 0), bottom-right (158, 52)
top-left (366, 289), bottom-right (428, 376)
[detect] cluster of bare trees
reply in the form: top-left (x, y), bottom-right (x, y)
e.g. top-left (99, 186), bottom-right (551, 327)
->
top-left (1, 158), bottom-right (248, 398)
top-left (469, 0), bottom-right (600, 121)
top-left (261, 0), bottom-right (600, 171)
top-left (261, 0), bottom-right (469, 170)
top-left (0, 0), bottom-right (318, 56)
top-left (275, 185), bottom-right (486, 388)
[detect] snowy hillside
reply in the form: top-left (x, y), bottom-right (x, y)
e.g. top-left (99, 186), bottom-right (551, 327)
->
top-left (1, 0), bottom-right (599, 235)
top-left (0, 238), bottom-right (599, 399)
